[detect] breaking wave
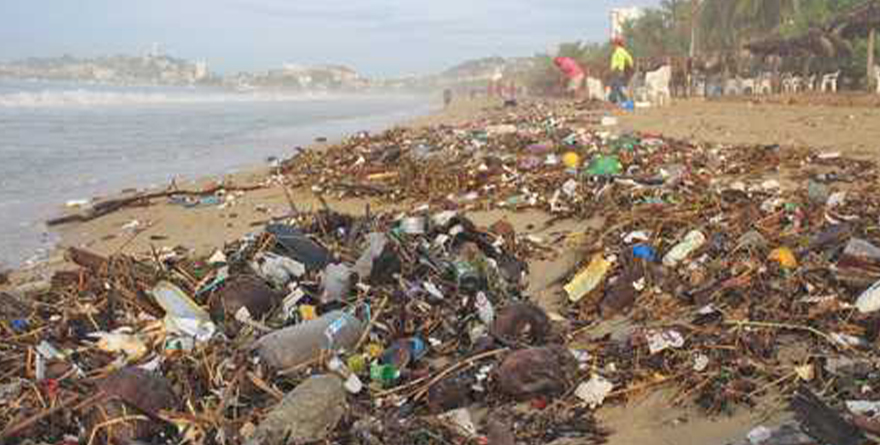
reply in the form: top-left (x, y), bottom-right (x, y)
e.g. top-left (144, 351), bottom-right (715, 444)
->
top-left (0, 88), bottom-right (346, 108)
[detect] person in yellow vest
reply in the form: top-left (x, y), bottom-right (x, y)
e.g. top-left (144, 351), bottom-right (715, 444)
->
top-left (609, 37), bottom-right (634, 104)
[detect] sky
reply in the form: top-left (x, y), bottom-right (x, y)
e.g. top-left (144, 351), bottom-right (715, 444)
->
top-left (1, 0), bottom-right (660, 77)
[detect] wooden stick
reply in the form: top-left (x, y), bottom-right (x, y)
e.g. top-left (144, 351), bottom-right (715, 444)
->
top-left (1, 393), bottom-right (91, 439)
top-left (724, 319), bottom-right (848, 351)
top-left (411, 348), bottom-right (508, 401)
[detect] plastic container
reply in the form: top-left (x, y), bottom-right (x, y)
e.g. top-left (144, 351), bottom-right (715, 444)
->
top-left (250, 251), bottom-right (305, 288)
top-left (321, 263), bottom-right (353, 303)
top-left (256, 310), bottom-right (364, 370)
top-left (265, 224), bottom-right (333, 272)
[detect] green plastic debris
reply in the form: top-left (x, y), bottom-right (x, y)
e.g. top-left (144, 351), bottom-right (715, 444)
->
top-left (370, 362), bottom-right (399, 385)
top-left (611, 135), bottom-right (640, 152)
top-left (585, 155), bottom-right (622, 176)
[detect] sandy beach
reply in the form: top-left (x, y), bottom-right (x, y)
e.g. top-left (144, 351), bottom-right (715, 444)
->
top-left (5, 94), bottom-right (880, 444)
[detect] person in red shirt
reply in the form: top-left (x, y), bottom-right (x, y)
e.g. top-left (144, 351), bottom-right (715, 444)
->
top-left (553, 57), bottom-right (586, 97)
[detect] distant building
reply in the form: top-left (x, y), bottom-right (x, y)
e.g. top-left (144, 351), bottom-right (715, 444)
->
top-left (610, 7), bottom-right (644, 40)
top-left (194, 60), bottom-right (209, 81)
top-left (148, 42), bottom-right (165, 59)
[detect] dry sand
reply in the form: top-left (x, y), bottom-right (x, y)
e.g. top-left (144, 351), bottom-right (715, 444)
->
top-left (21, 94), bottom-right (877, 444)
top-left (619, 95), bottom-right (880, 160)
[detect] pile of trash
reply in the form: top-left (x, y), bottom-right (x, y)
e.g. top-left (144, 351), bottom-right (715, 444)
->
top-left (4, 99), bottom-right (880, 445)
top-left (1, 207), bottom-right (610, 445)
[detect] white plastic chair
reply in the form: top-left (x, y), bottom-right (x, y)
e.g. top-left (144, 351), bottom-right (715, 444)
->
top-left (781, 73), bottom-right (794, 94)
top-left (791, 76), bottom-right (803, 93)
top-left (821, 71), bottom-right (840, 93)
top-left (805, 75), bottom-right (817, 91)
top-left (740, 77), bottom-right (756, 95)
top-left (756, 73), bottom-right (773, 95)
top-left (724, 78), bottom-right (741, 96)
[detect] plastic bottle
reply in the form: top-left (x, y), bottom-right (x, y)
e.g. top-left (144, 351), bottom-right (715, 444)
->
top-left (148, 281), bottom-right (216, 343)
top-left (256, 310), bottom-right (364, 370)
top-left (663, 230), bottom-right (707, 267)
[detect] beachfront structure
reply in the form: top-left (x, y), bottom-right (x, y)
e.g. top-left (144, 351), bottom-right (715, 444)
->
top-left (610, 7), bottom-right (644, 40)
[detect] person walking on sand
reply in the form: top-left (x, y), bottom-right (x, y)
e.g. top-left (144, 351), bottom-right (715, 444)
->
top-left (609, 37), bottom-right (634, 104)
top-left (443, 88), bottom-right (453, 108)
top-left (554, 56), bottom-right (585, 98)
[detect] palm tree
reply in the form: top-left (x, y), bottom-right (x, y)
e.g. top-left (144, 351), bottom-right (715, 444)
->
top-left (733, 0), bottom-right (799, 35)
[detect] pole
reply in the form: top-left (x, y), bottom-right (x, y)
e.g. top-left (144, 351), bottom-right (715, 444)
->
top-left (688, 0), bottom-right (700, 96)
top-left (868, 27), bottom-right (876, 92)
top-left (689, 0), bottom-right (698, 58)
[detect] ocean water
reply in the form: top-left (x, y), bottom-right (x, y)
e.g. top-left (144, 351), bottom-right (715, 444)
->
top-left (0, 80), bottom-right (436, 267)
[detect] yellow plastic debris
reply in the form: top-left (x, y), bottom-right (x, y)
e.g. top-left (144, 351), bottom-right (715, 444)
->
top-left (299, 305), bottom-right (317, 321)
top-left (562, 152), bottom-right (581, 169)
top-left (564, 254), bottom-right (611, 303)
top-left (769, 247), bottom-right (798, 269)
top-left (365, 343), bottom-right (384, 359)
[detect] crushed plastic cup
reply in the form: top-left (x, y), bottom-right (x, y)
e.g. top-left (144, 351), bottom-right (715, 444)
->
top-left (574, 374), bottom-right (614, 408)
top-left (647, 329), bottom-right (685, 354)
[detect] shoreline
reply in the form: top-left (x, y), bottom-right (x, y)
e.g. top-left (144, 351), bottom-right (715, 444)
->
top-left (0, 97), bottom-right (494, 283)
top-left (0, 92), bottom-right (450, 271)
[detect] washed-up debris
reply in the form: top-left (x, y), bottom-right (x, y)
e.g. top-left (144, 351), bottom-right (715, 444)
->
top-left (493, 346), bottom-right (577, 400)
top-left (256, 310), bottom-right (364, 370)
top-left (6, 99), bottom-right (880, 444)
top-left (575, 374), bottom-right (614, 408)
top-left (790, 387), bottom-right (865, 445)
top-left (245, 374), bottom-right (346, 445)
top-left (565, 254), bottom-right (611, 302)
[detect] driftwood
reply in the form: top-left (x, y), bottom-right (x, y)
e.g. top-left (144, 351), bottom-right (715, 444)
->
top-left (47, 183), bottom-right (265, 226)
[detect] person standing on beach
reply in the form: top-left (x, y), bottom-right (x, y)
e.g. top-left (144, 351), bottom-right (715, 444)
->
top-left (609, 37), bottom-right (634, 104)
top-left (443, 89), bottom-right (453, 108)
top-left (553, 57), bottom-right (585, 98)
